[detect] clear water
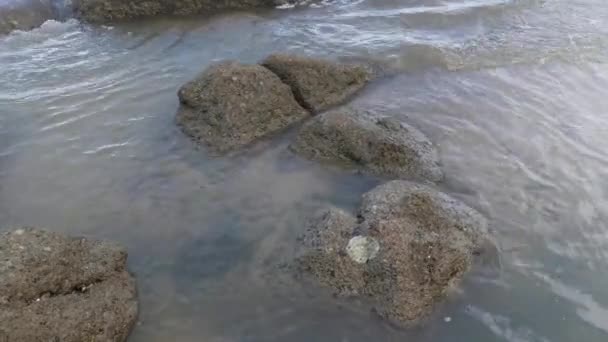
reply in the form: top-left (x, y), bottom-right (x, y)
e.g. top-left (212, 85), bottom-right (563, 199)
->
top-left (1, 0), bottom-right (608, 341)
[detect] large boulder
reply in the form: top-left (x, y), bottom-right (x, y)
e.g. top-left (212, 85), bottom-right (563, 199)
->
top-left (176, 61), bottom-right (309, 154)
top-left (296, 181), bottom-right (493, 325)
top-left (290, 108), bottom-right (443, 182)
top-left (262, 54), bottom-right (371, 113)
top-left (72, 0), bottom-right (292, 23)
top-left (0, 0), bottom-right (55, 35)
top-left (0, 228), bottom-right (138, 342)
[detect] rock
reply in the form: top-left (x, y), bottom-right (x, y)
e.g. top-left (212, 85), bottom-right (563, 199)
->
top-left (72, 0), bottom-right (292, 23)
top-left (0, 0), bottom-right (55, 35)
top-left (0, 228), bottom-right (138, 342)
top-left (262, 54), bottom-right (371, 113)
top-left (296, 181), bottom-right (493, 325)
top-left (176, 61), bottom-right (309, 154)
top-left (290, 108), bottom-right (443, 182)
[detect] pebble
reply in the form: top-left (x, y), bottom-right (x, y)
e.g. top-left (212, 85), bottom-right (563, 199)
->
top-left (346, 236), bottom-right (380, 264)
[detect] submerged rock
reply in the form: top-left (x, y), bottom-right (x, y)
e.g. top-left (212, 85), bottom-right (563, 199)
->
top-left (291, 108), bottom-right (443, 182)
top-left (176, 61), bottom-right (309, 154)
top-left (296, 181), bottom-right (493, 325)
top-left (73, 0), bottom-right (293, 23)
top-left (262, 54), bottom-right (371, 113)
top-left (0, 0), bottom-right (55, 35)
top-left (0, 228), bottom-right (138, 342)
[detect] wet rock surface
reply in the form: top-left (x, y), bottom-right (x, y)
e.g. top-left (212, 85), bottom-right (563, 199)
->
top-left (262, 54), bottom-right (371, 113)
top-left (0, 228), bottom-right (138, 342)
top-left (176, 61), bottom-right (309, 154)
top-left (290, 108), bottom-right (443, 182)
top-left (73, 0), bottom-right (292, 23)
top-left (0, 0), bottom-right (55, 35)
top-left (296, 181), bottom-right (493, 325)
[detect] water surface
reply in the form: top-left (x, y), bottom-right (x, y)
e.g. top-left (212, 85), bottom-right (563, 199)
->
top-left (1, 0), bottom-right (608, 341)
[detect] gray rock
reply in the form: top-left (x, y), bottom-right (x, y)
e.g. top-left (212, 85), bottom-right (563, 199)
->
top-left (72, 0), bottom-right (292, 23)
top-left (290, 108), bottom-right (443, 182)
top-left (176, 61), bottom-right (309, 154)
top-left (296, 181), bottom-right (494, 325)
top-left (0, 228), bottom-right (138, 342)
top-left (0, 0), bottom-right (55, 35)
top-left (262, 54), bottom-right (371, 113)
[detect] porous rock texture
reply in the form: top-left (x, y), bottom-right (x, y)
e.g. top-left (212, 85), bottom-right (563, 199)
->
top-left (291, 108), bottom-right (443, 182)
top-left (0, 228), bottom-right (138, 342)
top-left (176, 61), bottom-right (309, 154)
top-left (262, 53), bottom-right (371, 113)
top-left (296, 181), bottom-right (493, 325)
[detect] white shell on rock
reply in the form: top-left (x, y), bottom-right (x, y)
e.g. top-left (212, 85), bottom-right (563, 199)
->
top-left (346, 236), bottom-right (380, 264)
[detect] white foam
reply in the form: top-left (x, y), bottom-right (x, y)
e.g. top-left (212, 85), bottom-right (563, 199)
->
top-left (276, 3), bottom-right (296, 9)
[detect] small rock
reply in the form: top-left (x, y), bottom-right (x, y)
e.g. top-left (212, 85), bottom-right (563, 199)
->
top-left (291, 108), bottom-right (443, 182)
top-left (0, 228), bottom-right (138, 342)
top-left (296, 181), bottom-right (495, 326)
top-left (176, 61), bottom-right (309, 154)
top-left (262, 53), bottom-right (371, 113)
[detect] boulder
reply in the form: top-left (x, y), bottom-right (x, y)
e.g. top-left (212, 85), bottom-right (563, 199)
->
top-left (296, 181), bottom-right (493, 325)
top-left (0, 228), bottom-right (138, 342)
top-left (262, 54), bottom-right (371, 113)
top-left (0, 0), bottom-right (55, 35)
top-left (176, 61), bottom-right (309, 154)
top-left (290, 108), bottom-right (443, 182)
top-left (72, 0), bottom-right (292, 23)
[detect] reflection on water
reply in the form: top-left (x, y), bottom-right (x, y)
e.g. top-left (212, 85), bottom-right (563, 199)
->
top-left (1, 0), bottom-right (608, 341)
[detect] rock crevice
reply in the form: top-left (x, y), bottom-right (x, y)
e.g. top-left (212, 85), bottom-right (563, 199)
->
top-left (262, 53), bottom-right (371, 113)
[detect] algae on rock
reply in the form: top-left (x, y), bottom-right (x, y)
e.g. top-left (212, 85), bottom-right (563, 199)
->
top-left (176, 61), bottom-right (309, 154)
top-left (262, 53), bottom-right (371, 113)
top-left (0, 228), bottom-right (138, 342)
top-left (291, 108), bottom-right (443, 182)
top-left (296, 181), bottom-right (495, 325)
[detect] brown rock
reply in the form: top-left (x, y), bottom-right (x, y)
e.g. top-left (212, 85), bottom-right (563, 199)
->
top-left (290, 108), bottom-right (443, 182)
top-left (0, 228), bottom-right (138, 342)
top-left (72, 0), bottom-right (292, 23)
top-left (176, 61), bottom-right (309, 154)
top-left (296, 181), bottom-right (494, 326)
top-left (262, 54), bottom-right (371, 113)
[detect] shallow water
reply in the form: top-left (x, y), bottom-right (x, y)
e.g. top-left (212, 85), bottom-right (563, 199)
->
top-left (1, 0), bottom-right (608, 341)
